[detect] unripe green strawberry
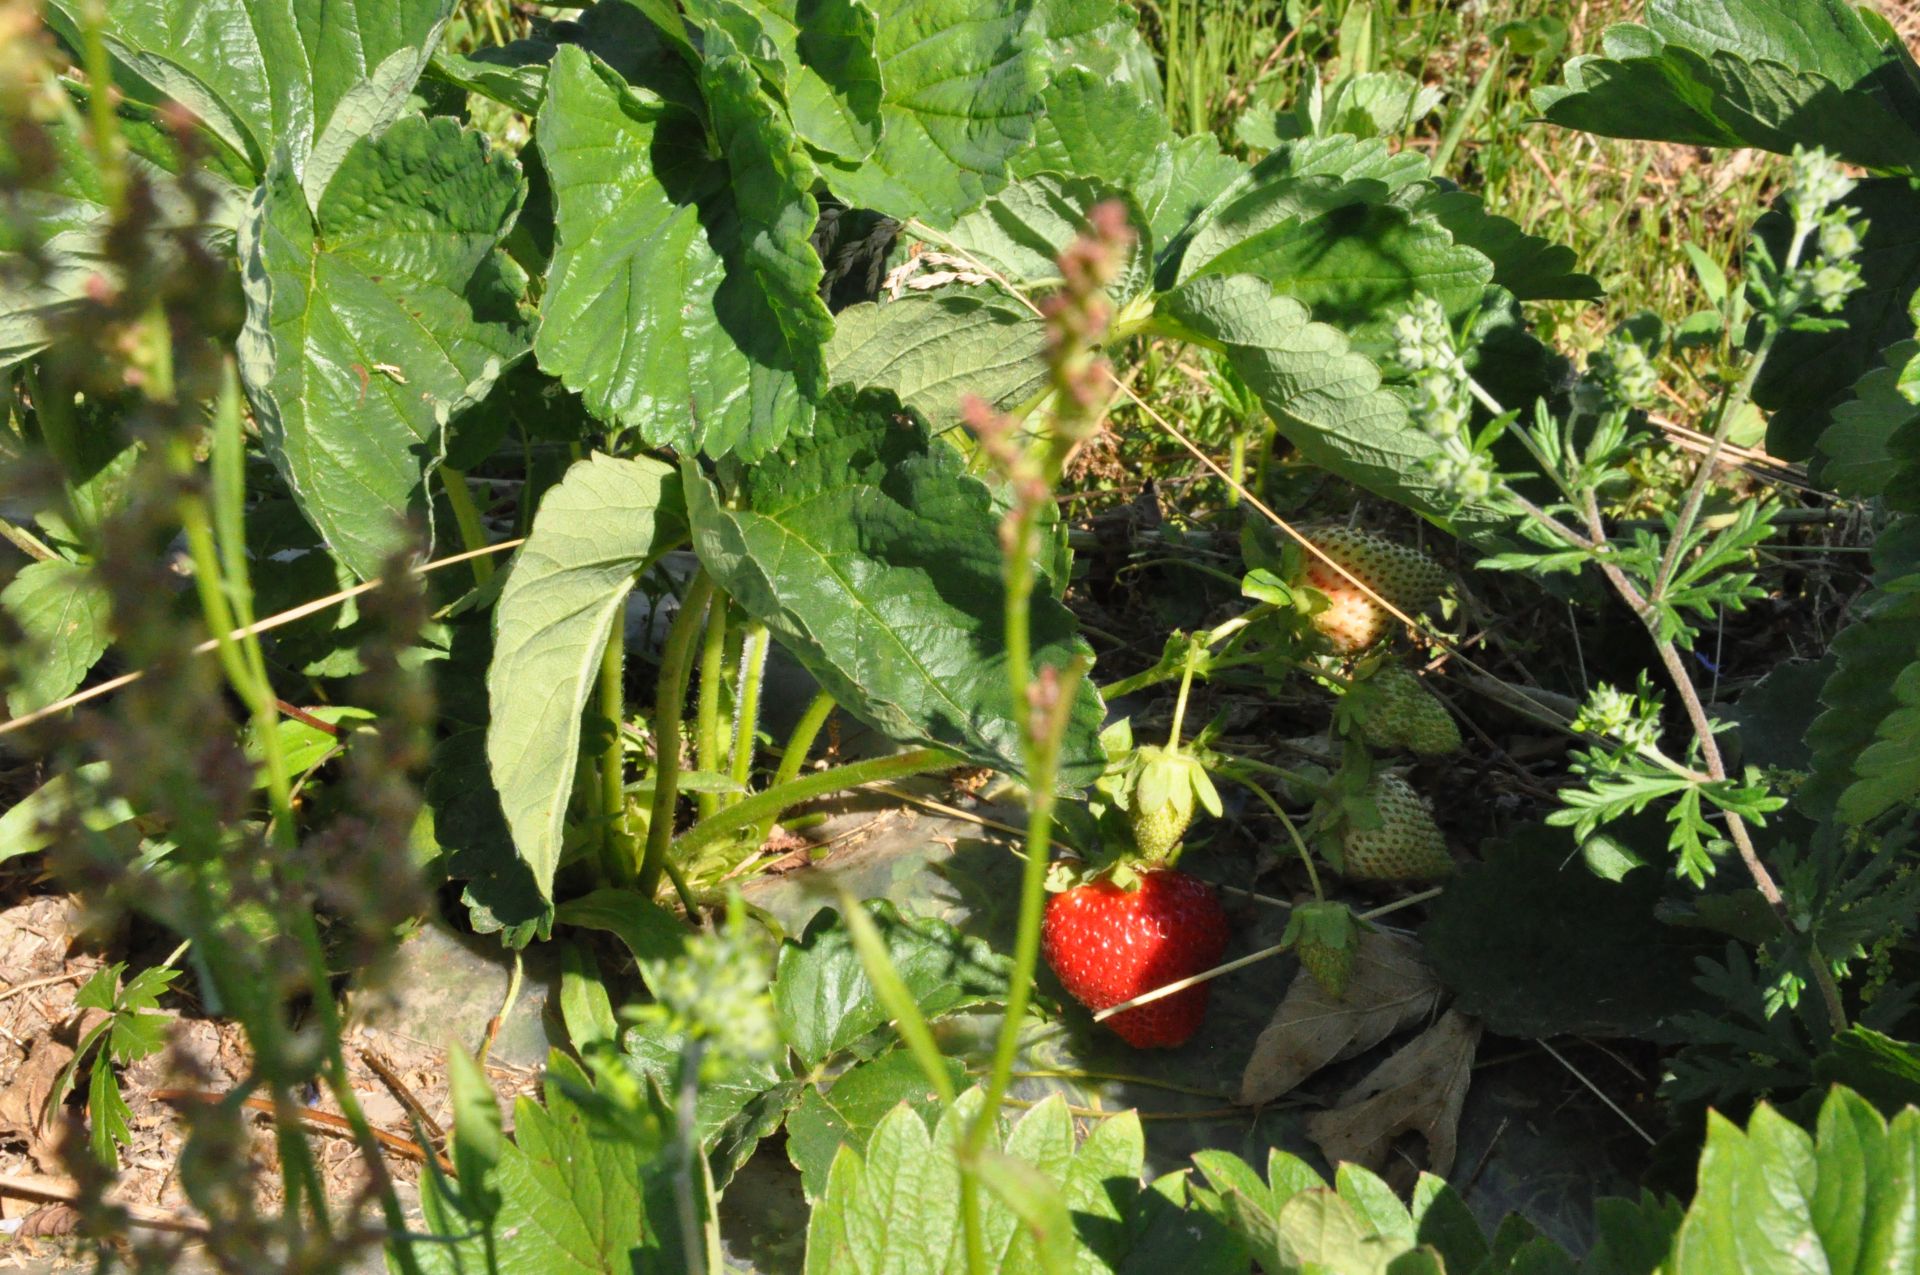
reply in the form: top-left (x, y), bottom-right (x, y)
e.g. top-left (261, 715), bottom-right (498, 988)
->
top-left (1358, 666), bottom-right (1461, 756)
top-left (1302, 528), bottom-right (1447, 654)
top-left (1284, 901), bottom-right (1358, 999)
top-left (1125, 747), bottom-right (1220, 860)
top-left (1340, 775), bottom-right (1452, 880)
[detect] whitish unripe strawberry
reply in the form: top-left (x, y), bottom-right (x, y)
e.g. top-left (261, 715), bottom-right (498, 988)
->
top-left (1340, 775), bottom-right (1452, 880)
top-left (1302, 528), bottom-right (1447, 653)
top-left (1284, 900), bottom-right (1358, 999)
top-left (1358, 666), bottom-right (1461, 756)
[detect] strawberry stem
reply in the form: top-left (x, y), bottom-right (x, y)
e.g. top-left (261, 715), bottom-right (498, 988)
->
top-left (1165, 642), bottom-right (1200, 751)
top-left (1229, 771), bottom-right (1323, 901)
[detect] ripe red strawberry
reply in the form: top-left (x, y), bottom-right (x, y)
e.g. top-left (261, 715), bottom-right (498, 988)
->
top-left (1340, 775), bottom-right (1453, 880)
top-left (1358, 665), bottom-right (1461, 756)
top-left (1042, 868), bottom-right (1229, 1048)
top-left (1302, 528), bottom-right (1447, 653)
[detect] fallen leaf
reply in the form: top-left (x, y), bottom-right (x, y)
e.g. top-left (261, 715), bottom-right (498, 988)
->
top-left (0, 1036), bottom-right (72, 1137)
top-left (1304, 1008), bottom-right (1481, 1179)
top-left (1237, 930), bottom-right (1442, 1105)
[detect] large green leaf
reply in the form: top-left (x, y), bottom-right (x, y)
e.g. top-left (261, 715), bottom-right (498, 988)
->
top-left (623, 1015), bottom-right (801, 1186)
top-left (407, 1053), bottom-right (683, 1273)
top-left (0, 558), bottom-right (111, 717)
top-left (804, 1092), bottom-right (968, 1274)
top-left (772, 901), bottom-right (1009, 1068)
top-left (1819, 339), bottom-right (1920, 498)
top-left (697, 22), bottom-right (833, 397)
top-left (236, 114), bottom-right (526, 580)
top-left (934, 174), bottom-right (1151, 299)
top-left (1155, 273), bottom-right (1513, 535)
top-left (785, 1046), bottom-right (963, 1198)
top-left (0, 764), bottom-right (135, 868)
top-left (1, 106), bottom-right (245, 369)
top-left (534, 46), bottom-right (815, 460)
top-left (486, 454), bottom-right (686, 905)
top-left (1671, 1087), bottom-right (1920, 1274)
top-left (1534, 0), bottom-right (1920, 172)
top-left (689, 0), bottom-right (884, 163)
top-left (61, 0), bottom-right (453, 191)
top-left (685, 390), bottom-right (1105, 782)
top-left (1805, 516), bottom-right (1920, 824)
top-left (826, 288), bottom-right (1049, 428)
top-left (824, 0), bottom-right (1049, 225)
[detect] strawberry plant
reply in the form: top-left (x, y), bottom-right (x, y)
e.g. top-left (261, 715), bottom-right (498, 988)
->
top-left (1, 0), bottom-right (1919, 1271)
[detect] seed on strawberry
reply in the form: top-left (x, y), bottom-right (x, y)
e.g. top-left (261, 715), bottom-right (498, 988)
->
top-left (1284, 900), bottom-right (1358, 999)
top-left (1358, 665), bottom-right (1461, 756)
top-left (1042, 868), bottom-right (1229, 1048)
top-left (1302, 528), bottom-right (1447, 654)
top-left (1340, 775), bottom-right (1452, 880)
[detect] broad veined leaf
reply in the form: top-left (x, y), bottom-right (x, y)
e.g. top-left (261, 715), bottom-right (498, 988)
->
top-left (824, 0), bottom-right (1050, 226)
top-left (784, 1046), bottom-right (963, 1198)
top-left (54, 0), bottom-right (454, 192)
top-left (1407, 188), bottom-right (1601, 303)
top-left (1169, 133), bottom-right (1431, 284)
top-left (1670, 1087), bottom-right (1920, 1274)
top-left (1806, 516), bottom-right (1920, 824)
top-left (0, 558), bottom-right (111, 717)
top-left (826, 287), bottom-right (1049, 428)
top-left (688, 0), bottom-right (884, 164)
top-left (1, 106), bottom-right (245, 369)
top-left (624, 1015), bottom-right (801, 1187)
top-left (408, 1053), bottom-right (683, 1273)
top-left (1820, 339), bottom-right (1920, 498)
top-left (236, 114), bottom-right (527, 580)
top-left (1009, 8), bottom-right (1167, 187)
top-left (1754, 179), bottom-right (1920, 461)
top-left (486, 454), bottom-right (687, 905)
top-left (1138, 134), bottom-right (1245, 267)
top-left (0, 763), bottom-right (135, 867)
top-left (685, 390), bottom-right (1105, 782)
top-left (1534, 0), bottom-right (1920, 172)
top-left (428, 0), bottom-right (704, 118)
top-left (697, 22), bottom-right (833, 397)
top-left (534, 45), bottom-right (815, 460)
top-left (772, 900), bottom-right (1010, 1068)
top-left (1156, 273), bottom-right (1515, 535)
top-left (932, 174), bottom-right (1151, 299)
top-left (803, 1092), bottom-right (969, 1274)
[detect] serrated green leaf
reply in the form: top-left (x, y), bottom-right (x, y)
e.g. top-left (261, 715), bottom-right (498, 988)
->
top-left (803, 1095), bottom-right (965, 1274)
top-left (933, 174), bottom-right (1151, 297)
top-left (535, 46), bottom-right (815, 460)
top-left (622, 1015), bottom-right (800, 1187)
top-left (698, 21), bottom-right (833, 396)
top-left (407, 1052), bottom-right (680, 1273)
top-left (692, 0), bottom-right (884, 163)
top-left (88, 1063), bottom-right (131, 1167)
top-left (237, 115), bottom-right (527, 580)
top-left (1533, 1), bottom-right (1920, 171)
top-left (49, 0), bottom-right (453, 185)
top-left (1815, 1027), bottom-right (1920, 1117)
top-left (1806, 517), bottom-right (1920, 823)
top-left (825, 0), bottom-right (1049, 225)
top-left (1670, 1087), bottom-right (1920, 1275)
top-left (1820, 340), bottom-right (1920, 497)
top-left (446, 1045), bottom-right (504, 1226)
top-left (0, 558), bottom-right (111, 716)
top-left (826, 288), bottom-right (1050, 428)
top-left (1155, 272), bottom-right (1512, 534)
top-left (486, 455), bottom-right (686, 904)
top-left (772, 901), bottom-right (1009, 1068)
top-left (1411, 188), bottom-right (1601, 303)
top-left (786, 1048), bottom-right (961, 1198)
top-left (685, 391), bottom-right (1104, 784)
top-left (0, 763), bottom-right (134, 868)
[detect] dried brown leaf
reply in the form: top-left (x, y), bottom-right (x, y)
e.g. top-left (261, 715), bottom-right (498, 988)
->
top-left (1304, 1008), bottom-right (1481, 1179)
top-left (1237, 930), bottom-right (1442, 1105)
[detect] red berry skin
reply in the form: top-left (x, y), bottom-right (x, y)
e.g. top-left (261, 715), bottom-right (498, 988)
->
top-left (1042, 870), bottom-right (1230, 1048)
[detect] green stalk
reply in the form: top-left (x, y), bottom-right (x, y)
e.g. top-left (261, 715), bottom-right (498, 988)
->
top-left (440, 467), bottom-right (494, 587)
top-left (727, 621), bottom-right (770, 803)
top-left (599, 613), bottom-right (635, 887)
top-left (751, 689), bottom-right (836, 845)
top-left (1164, 645), bottom-right (1200, 751)
top-left (638, 573), bottom-right (717, 899)
top-left (695, 593), bottom-right (728, 820)
top-left (671, 747), bottom-right (956, 867)
top-left (1432, 47), bottom-right (1504, 174)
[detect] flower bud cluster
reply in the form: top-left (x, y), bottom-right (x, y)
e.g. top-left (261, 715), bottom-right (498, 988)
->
top-left (1391, 295), bottom-right (1496, 504)
top-left (635, 914), bottom-right (779, 1068)
top-left (1783, 147), bottom-right (1867, 317)
top-left (1572, 678), bottom-right (1665, 761)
